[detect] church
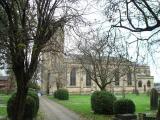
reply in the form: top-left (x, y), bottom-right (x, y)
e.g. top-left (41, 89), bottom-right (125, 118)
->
top-left (40, 29), bottom-right (154, 94)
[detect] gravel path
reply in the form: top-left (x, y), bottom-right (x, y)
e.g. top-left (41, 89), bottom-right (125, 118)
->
top-left (40, 96), bottom-right (82, 120)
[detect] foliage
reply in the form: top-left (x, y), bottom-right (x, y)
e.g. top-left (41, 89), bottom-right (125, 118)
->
top-left (27, 90), bottom-right (39, 117)
top-left (150, 88), bottom-right (158, 110)
top-left (54, 89), bottom-right (69, 100)
top-left (91, 91), bottom-right (116, 115)
top-left (113, 99), bottom-right (136, 114)
top-left (23, 96), bottom-right (37, 119)
top-left (7, 91), bottom-right (39, 120)
top-left (54, 90), bottom-right (58, 98)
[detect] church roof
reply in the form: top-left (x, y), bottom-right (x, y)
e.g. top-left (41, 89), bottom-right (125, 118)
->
top-left (0, 76), bottom-right (9, 81)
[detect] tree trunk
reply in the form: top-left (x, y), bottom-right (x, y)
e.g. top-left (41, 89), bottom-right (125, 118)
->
top-left (12, 86), bottom-right (28, 120)
top-left (133, 71), bottom-right (139, 95)
top-left (46, 72), bottom-right (50, 94)
top-left (100, 86), bottom-right (106, 91)
top-left (11, 74), bottom-right (28, 120)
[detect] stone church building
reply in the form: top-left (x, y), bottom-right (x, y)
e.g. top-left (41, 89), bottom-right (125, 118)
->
top-left (40, 29), bottom-right (154, 94)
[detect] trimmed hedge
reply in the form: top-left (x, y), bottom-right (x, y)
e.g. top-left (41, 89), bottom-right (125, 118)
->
top-left (114, 99), bottom-right (136, 114)
top-left (54, 90), bottom-right (58, 98)
top-left (54, 89), bottom-right (69, 100)
top-left (7, 91), bottom-right (39, 120)
top-left (91, 91), bottom-right (116, 115)
top-left (28, 90), bottom-right (39, 117)
top-left (23, 96), bottom-right (37, 119)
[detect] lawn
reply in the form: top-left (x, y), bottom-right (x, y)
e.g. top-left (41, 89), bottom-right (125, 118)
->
top-left (48, 93), bottom-right (154, 120)
top-left (48, 95), bottom-right (113, 120)
top-left (0, 94), bottom-right (10, 116)
top-left (124, 94), bottom-right (150, 112)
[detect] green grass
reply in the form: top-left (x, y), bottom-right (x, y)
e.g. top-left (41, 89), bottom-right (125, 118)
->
top-left (0, 107), bottom-right (7, 116)
top-left (125, 94), bottom-right (150, 112)
top-left (0, 94), bottom-right (10, 116)
top-left (48, 93), bottom-right (154, 120)
top-left (49, 95), bottom-right (113, 120)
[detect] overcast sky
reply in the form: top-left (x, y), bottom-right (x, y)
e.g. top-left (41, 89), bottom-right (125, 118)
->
top-left (64, 0), bottom-right (160, 83)
top-left (1, 0), bottom-right (160, 83)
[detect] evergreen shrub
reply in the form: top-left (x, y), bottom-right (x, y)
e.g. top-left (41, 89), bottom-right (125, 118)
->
top-left (113, 99), bottom-right (136, 114)
top-left (54, 89), bottom-right (69, 100)
top-left (7, 91), bottom-right (39, 120)
top-left (91, 91), bottom-right (116, 115)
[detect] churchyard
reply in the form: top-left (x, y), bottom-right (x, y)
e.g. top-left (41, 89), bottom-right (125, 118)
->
top-left (0, 90), bottom-right (159, 120)
top-left (48, 93), bottom-right (157, 120)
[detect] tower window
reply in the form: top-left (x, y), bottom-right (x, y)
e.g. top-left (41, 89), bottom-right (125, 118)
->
top-left (115, 70), bottom-right (119, 86)
top-left (138, 81), bottom-right (142, 87)
top-left (147, 80), bottom-right (151, 87)
top-left (70, 68), bottom-right (76, 86)
top-left (86, 70), bottom-right (91, 86)
top-left (127, 72), bottom-right (132, 86)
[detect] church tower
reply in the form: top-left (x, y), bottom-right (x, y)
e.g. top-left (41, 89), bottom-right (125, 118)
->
top-left (40, 27), bottom-right (65, 94)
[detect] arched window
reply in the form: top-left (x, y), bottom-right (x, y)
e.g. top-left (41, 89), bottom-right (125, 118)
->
top-left (138, 81), bottom-right (142, 87)
top-left (86, 70), bottom-right (91, 86)
top-left (115, 70), bottom-right (119, 86)
top-left (127, 71), bottom-right (132, 86)
top-left (147, 80), bottom-right (151, 87)
top-left (70, 68), bottom-right (76, 86)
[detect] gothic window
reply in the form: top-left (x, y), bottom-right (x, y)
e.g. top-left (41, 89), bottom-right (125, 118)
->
top-left (70, 68), bottom-right (76, 86)
top-left (127, 71), bottom-right (132, 86)
top-left (147, 80), bottom-right (151, 87)
top-left (115, 70), bottom-right (119, 86)
top-left (138, 81), bottom-right (142, 87)
top-left (86, 71), bottom-right (91, 86)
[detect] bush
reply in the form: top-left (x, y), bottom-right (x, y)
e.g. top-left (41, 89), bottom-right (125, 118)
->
top-left (7, 93), bottom-right (16, 119)
top-left (113, 99), bottom-right (136, 114)
top-left (54, 89), bottom-right (69, 100)
top-left (27, 90), bottom-right (39, 117)
top-left (23, 96), bottom-right (37, 119)
top-left (7, 91), bottom-right (39, 120)
top-left (54, 90), bottom-right (58, 98)
top-left (91, 91), bottom-right (116, 115)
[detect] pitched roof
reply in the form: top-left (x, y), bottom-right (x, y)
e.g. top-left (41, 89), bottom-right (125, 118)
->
top-left (0, 76), bottom-right (9, 80)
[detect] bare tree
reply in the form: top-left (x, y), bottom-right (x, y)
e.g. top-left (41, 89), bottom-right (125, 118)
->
top-left (104, 0), bottom-right (160, 32)
top-left (77, 30), bottom-right (131, 91)
top-left (101, 0), bottom-right (160, 45)
top-left (100, 0), bottom-right (160, 94)
top-left (0, 0), bottom-right (86, 119)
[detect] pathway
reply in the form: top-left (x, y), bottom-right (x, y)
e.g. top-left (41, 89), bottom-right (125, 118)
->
top-left (40, 96), bottom-right (82, 120)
